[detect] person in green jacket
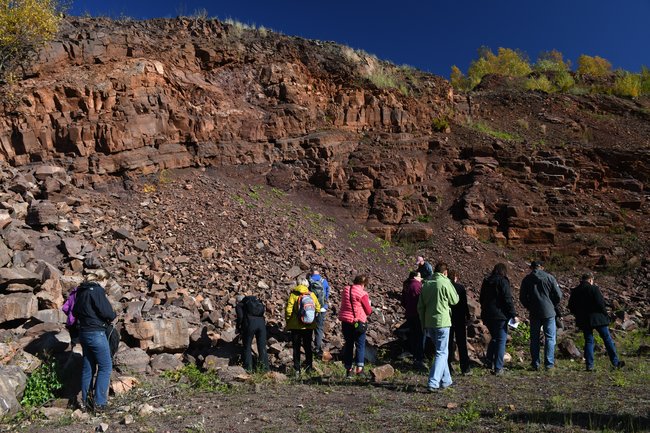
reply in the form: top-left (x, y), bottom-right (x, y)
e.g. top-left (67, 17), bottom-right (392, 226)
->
top-left (285, 279), bottom-right (321, 377)
top-left (417, 262), bottom-right (459, 391)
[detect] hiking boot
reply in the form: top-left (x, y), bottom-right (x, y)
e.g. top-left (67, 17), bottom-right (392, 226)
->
top-left (615, 360), bottom-right (625, 369)
top-left (93, 405), bottom-right (107, 414)
top-left (586, 365), bottom-right (594, 372)
top-left (345, 368), bottom-right (354, 379)
top-left (461, 369), bottom-right (473, 376)
top-left (493, 369), bottom-right (505, 377)
top-left (427, 386), bottom-right (439, 393)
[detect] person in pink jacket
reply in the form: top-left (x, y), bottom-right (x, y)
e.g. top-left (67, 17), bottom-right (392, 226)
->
top-left (338, 275), bottom-right (372, 377)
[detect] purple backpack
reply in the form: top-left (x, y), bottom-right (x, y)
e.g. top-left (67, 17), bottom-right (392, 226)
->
top-left (61, 287), bottom-right (78, 327)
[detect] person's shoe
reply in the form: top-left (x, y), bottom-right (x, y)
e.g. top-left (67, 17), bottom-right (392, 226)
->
top-left (441, 382), bottom-right (454, 390)
top-left (615, 360), bottom-right (625, 369)
top-left (530, 365), bottom-right (540, 372)
top-left (544, 365), bottom-right (555, 371)
top-left (93, 405), bottom-right (107, 414)
top-left (427, 386), bottom-right (439, 393)
top-left (345, 368), bottom-right (354, 379)
top-left (586, 365), bottom-right (594, 372)
top-left (493, 369), bottom-right (504, 377)
top-left (294, 370), bottom-right (301, 379)
top-left (461, 368), bottom-right (472, 376)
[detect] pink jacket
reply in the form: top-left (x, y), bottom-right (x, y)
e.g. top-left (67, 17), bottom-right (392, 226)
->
top-left (338, 284), bottom-right (372, 324)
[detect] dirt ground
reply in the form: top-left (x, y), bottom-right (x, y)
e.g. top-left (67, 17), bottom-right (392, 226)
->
top-left (6, 354), bottom-right (649, 433)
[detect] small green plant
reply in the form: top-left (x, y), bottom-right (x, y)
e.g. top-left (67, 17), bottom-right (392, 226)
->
top-left (609, 370), bottom-right (628, 388)
top-left (162, 364), bottom-right (229, 392)
top-left (510, 322), bottom-right (530, 348)
top-left (431, 117), bottom-right (449, 132)
top-left (21, 358), bottom-right (62, 408)
top-left (248, 185), bottom-right (262, 201)
top-left (233, 195), bottom-right (245, 205)
top-left (270, 187), bottom-right (286, 198)
top-left (448, 401), bottom-right (481, 429)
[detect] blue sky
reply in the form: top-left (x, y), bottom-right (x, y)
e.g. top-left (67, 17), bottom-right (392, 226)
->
top-left (70, 0), bottom-right (650, 77)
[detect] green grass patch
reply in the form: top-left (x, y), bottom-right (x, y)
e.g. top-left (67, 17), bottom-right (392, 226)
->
top-left (162, 364), bottom-right (229, 393)
top-left (469, 121), bottom-right (521, 142)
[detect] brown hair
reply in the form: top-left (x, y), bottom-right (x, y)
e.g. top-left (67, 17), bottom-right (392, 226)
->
top-left (434, 262), bottom-right (448, 274)
top-left (448, 270), bottom-right (458, 281)
top-left (353, 275), bottom-right (369, 286)
top-left (491, 263), bottom-right (508, 277)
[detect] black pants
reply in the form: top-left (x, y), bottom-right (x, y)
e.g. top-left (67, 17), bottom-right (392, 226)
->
top-left (448, 320), bottom-right (470, 373)
top-left (291, 329), bottom-right (313, 372)
top-left (242, 317), bottom-right (269, 371)
top-left (406, 316), bottom-right (424, 364)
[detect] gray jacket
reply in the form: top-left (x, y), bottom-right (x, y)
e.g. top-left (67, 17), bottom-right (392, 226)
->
top-left (519, 269), bottom-right (562, 319)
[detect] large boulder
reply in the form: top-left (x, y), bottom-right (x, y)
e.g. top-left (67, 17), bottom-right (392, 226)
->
top-left (0, 365), bottom-right (27, 417)
top-left (0, 268), bottom-right (41, 289)
top-left (0, 293), bottom-right (38, 323)
top-left (124, 318), bottom-right (189, 353)
top-left (113, 348), bottom-right (151, 374)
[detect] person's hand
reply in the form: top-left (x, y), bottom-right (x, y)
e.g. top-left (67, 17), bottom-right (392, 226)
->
top-left (320, 308), bottom-right (326, 313)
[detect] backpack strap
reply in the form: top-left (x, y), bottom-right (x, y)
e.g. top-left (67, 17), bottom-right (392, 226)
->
top-left (349, 286), bottom-right (357, 322)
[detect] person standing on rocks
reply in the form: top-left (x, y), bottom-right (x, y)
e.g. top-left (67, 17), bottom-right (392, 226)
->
top-left (519, 261), bottom-right (562, 371)
top-left (417, 263), bottom-right (459, 391)
top-left (568, 273), bottom-right (625, 371)
top-left (415, 256), bottom-right (434, 281)
top-left (285, 279), bottom-right (321, 377)
top-left (72, 269), bottom-right (116, 412)
top-left (402, 271), bottom-right (426, 370)
top-left (339, 274), bottom-right (373, 377)
top-left (235, 295), bottom-right (269, 372)
top-left (480, 263), bottom-right (517, 376)
top-left (308, 269), bottom-right (330, 357)
top-left (448, 270), bottom-right (472, 376)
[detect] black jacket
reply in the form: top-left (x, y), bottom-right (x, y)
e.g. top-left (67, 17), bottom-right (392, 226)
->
top-left (72, 282), bottom-right (116, 331)
top-left (236, 296), bottom-right (265, 332)
top-left (451, 282), bottom-right (470, 325)
top-left (519, 269), bottom-right (562, 319)
top-left (568, 281), bottom-right (610, 330)
top-left (480, 274), bottom-right (516, 321)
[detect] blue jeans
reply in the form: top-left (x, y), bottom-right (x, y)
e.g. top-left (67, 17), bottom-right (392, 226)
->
top-left (342, 322), bottom-right (366, 369)
top-left (424, 327), bottom-right (452, 389)
top-left (80, 330), bottom-right (112, 407)
top-left (530, 317), bottom-right (556, 368)
top-left (485, 320), bottom-right (508, 372)
top-left (584, 326), bottom-right (620, 369)
top-left (314, 312), bottom-right (326, 354)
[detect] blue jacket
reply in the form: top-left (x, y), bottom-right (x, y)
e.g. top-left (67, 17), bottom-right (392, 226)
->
top-left (308, 274), bottom-right (330, 310)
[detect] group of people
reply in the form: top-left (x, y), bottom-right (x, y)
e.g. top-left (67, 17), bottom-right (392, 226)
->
top-left (67, 256), bottom-right (626, 411)
top-left (237, 269), bottom-right (373, 378)
top-left (401, 257), bottom-right (626, 390)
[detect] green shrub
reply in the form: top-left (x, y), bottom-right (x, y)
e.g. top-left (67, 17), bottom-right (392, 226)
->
top-left (466, 47), bottom-right (532, 88)
top-left (450, 65), bottom-right (472, 91)
top-left (368, 66), bottom-right (398, 89)
top-left (554, 70), bottom-right (576, 92)
top-left (21, 358), bottom-right (62, 408)
top-left (526, 75), bottom-right (555, 93)
top-left (510, 322), bottom-right (531, 348)
top-left (577, 54), bottom-right (612, 77)
top-left (612, 71), bottom-right (641, 98)
top-left (534, 49), bottom-right (570, 72)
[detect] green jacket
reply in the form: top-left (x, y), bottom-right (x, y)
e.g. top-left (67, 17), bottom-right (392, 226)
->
top-left (285, 284), bottom-right (321, 330)
top-left (417, 272), bottom-right (459, 328)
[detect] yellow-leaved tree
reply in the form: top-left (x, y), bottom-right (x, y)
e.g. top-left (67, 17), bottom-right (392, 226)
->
top-left (576, 55), bottom-right (612, 77)
top-left (0, 0), bottom-right (62, 83)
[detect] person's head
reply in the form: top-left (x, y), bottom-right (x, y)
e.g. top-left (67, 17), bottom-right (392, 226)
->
top-left (408, 271), bottom-right (419, 280)
top-left (235, 294), bottom-right (245, 303)
top-left (353, 274), bottom-right (369, 287)
top-left (448, 270), bottom-right (458, 282)
top-left (491, 263), bottom-right (508, 278)
top-left (434, 262), bottom-right (448, 276)
top-left (530, 261), bottom-right (544, 271)
top-left (298, 278), bottom-right (309, 287)
top-left (581, 272), bottom-right (594, 284)
top-left (310, 268), bottom-right (320, 276)
top-left (416, 256), bottom-right (425, 266)
top-left (85, 269), bottom-right (111, 287)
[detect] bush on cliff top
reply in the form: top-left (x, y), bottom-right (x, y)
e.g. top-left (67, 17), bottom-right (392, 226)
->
top-left (0, 0), bottom-right (63, 84)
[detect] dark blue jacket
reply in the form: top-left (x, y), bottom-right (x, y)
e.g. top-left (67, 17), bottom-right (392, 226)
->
top-left (72, 282), bottom-right (116, 331)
